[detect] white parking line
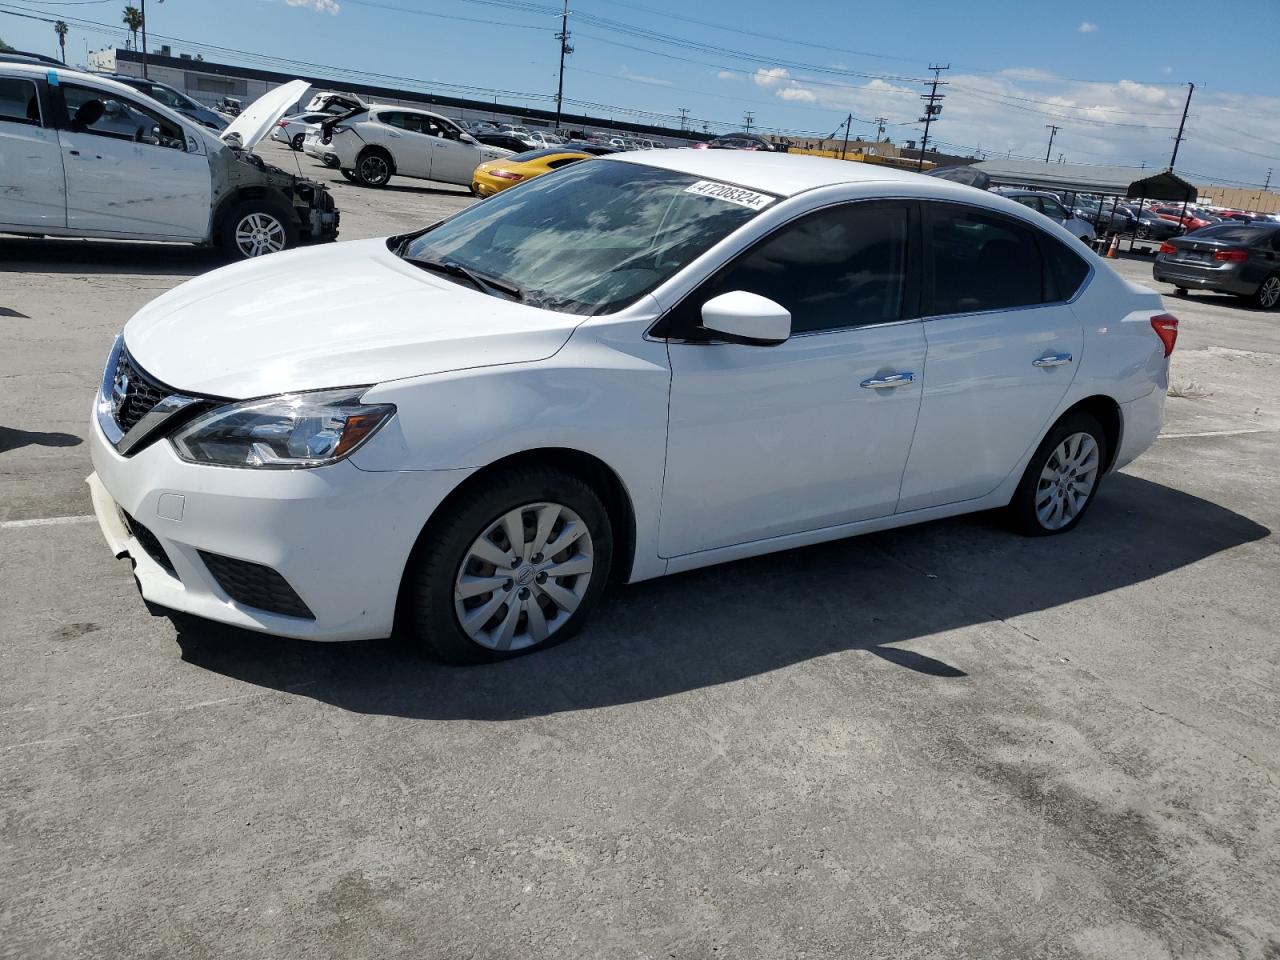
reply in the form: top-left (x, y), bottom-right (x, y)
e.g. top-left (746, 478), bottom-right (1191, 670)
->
top-left (1158, 427), bottom-right (1280, 440)
top-left (0, 515), bottom-right (95, 530)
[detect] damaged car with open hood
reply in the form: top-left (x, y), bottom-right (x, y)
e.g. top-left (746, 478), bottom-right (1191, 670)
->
top-left (0, 67), bottom-right (337, 259)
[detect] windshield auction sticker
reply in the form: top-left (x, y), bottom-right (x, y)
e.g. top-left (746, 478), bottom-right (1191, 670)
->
top-left (684, 180), bottom-right (776, 211)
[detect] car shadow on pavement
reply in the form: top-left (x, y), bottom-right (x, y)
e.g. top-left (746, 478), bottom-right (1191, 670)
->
top-left (0, 238), bottom-right (223, 276)
top-left (171, 473), bottom-right (1269, 720)
top-left (0, 427), bottom-right (83, 455)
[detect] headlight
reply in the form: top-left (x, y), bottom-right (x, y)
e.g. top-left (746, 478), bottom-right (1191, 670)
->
top-left (171, 389), bottom-right (395, 469)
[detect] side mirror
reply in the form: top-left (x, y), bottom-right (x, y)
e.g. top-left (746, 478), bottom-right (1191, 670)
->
top-left (698, 291), bottom-right (791, 346)
top-left (460, 132), bottom-right (478, 145)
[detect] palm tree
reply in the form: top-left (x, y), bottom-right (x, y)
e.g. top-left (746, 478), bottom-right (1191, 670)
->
top-left (122, 5), bottom-right (143, 51)
top-left (54, 20), bottom-right (69, 63)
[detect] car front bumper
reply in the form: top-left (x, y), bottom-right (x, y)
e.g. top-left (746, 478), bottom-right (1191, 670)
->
top-left (87, 416), bottom-right (469, 641)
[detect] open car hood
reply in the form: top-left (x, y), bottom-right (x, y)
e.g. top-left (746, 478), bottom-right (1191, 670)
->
top-left (220, 79), bottom-right (311, 150)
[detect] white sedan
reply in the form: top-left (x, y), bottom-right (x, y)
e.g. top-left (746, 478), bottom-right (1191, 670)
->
top-left (88, 150), bottom-right (1176, 662)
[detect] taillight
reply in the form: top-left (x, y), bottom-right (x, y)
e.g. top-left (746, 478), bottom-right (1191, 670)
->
top-left (1151, 313), bottom-right (1178, 357)
top-left (1158, 242), bottom-right (1176, 255)
top-left (276, 119), bottom-right (289, 127)
top-left (1213, 248), bottom-right (1248, 262)
top-left (490, 170), bottom-right (524, 181)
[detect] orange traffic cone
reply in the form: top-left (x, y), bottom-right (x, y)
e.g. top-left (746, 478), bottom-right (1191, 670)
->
top-left (1106, 234), bottom-right (1120, 259)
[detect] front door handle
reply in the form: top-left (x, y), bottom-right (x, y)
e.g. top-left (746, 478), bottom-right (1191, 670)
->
top-left (860, 372), bottom-right (915, 389)
top-left (1032, 353), bottom-right (1073, 368)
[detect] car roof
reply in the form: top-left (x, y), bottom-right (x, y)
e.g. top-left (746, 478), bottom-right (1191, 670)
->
top-left (1, 61), bottom-right (171, 102)
top-left (605, 148), bottom-right (932, 198)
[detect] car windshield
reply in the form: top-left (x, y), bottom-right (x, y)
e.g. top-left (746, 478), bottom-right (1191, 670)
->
top-left (137, 82), bottom-right (199, 111)
top-left (399, 160), bottom-right (773, 315)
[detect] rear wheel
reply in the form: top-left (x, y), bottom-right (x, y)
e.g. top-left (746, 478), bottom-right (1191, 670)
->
top-left (404, 467), bottom-right (613, 663)
top-left (1253, 273), bottom-right (1280, 310)
top-left (355, 149), bottom-right (392, 187)
top-left (290, 132), bottom-right (305, 151)
top-left (1174, 286), bottom-right (1188, 297)
top-left (1008, 412), bottom-right (1107, 537)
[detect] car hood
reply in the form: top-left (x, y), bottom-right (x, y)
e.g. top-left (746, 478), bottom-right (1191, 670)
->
top-left (122, 238), bottom-right (584, 399)
top-left (220, 79), bottom-right (311, 151)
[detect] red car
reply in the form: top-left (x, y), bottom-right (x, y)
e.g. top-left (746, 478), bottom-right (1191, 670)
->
top-left (1153, 206), bottom-right (1214, 231)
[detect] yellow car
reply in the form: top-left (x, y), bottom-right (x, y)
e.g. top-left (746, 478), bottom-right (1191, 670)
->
top-left (472, 148), bottom-right (595, 197)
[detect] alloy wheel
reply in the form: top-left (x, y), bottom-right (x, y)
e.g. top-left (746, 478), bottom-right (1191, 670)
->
top-left (453, 501), bottom-right (594, 651)
top-left (359, 155), bottom-right (390, 184)
top-left (1259, 275), bottom-right (1280, 309)
top-left (233, 212), bottom-right (287, 258)
top-left (1035, 432), bottom-right (1100, 531)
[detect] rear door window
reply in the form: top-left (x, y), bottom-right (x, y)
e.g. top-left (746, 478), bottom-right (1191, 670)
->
top-left (0, 77), bottom-right (40, 126)
top-left (925, 204), bottom-right (1048, 315)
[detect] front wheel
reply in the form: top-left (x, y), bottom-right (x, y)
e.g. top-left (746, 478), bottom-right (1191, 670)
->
top-left (219, 199), bottom-right (298, 261)
top-left (404, 467), bottom-right (613, 663)
top-left (1253, 273), bottom-right (1280, 310)
top-left (1007, 412), bottom-right (1107, 536)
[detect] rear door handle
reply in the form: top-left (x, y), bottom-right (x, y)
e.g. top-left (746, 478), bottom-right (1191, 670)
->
top-left (860, 372), bottom-right (915, 389)
top-left (1032, 353), bottom-right (1073, 368)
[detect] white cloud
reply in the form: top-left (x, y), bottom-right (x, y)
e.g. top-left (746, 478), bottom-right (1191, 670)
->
top-left (716, 70), bottom-right (740, 81)
top-left (620, 65), bottom-right (674, 87)
top-left (778, 86), bottom-right (817, 103)
top-left (285, 0), bottom-right (339, 13)
top-left (1077, 21), bottom-right (1098, 33)
top-left (752, 67), bottom-right (791, 89)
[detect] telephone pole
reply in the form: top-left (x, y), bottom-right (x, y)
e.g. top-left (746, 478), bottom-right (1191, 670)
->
top-left (917, 63), bottom-right (949, 171)
top-left (678, 107), bottom-right (689, 131)
top-left (1044, 124), bottom-right (1060, 163)
top-left (840, 113), bottom-right (853, 159)
top-left (553, 0), bottom-right (573, 132)
top-left (743, 111), bottom-right (755, 133)
top-left (874, 116), bottom-right (888, 141)
top-left (1169, 81), bottom-right (1194, 169)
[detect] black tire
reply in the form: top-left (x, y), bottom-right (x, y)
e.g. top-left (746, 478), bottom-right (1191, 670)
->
top-left (290, 132), bottom-right (305, 151)
top-left (340, 168), bottom-right (357, 183)
top-left (1252, 273), bottom-right (1280, 310)
top-left (1174, 286), bottom-right (1189, 297)
top-left (354, 148), bottom-right (393, 187)
top-left (1007, 411), bottom-right (1108, 537)
top-left (322, 155), bottom-right (341, 168)
top-left (403, 466), bottom-right (613, 664)
top-left (218, 198), bottom-right (298, 261)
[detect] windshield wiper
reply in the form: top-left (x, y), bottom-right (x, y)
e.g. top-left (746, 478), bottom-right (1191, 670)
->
top-left (406, 257), bottom-right (525, 301)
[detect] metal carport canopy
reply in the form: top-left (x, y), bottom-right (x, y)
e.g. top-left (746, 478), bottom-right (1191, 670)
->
top-left (969, 159), bottom-right (1197, 201)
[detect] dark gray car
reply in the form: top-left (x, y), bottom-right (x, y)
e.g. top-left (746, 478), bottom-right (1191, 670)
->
top-left (1153, 223), bottom-right (1280, 308)
top-left (105, 75), bottom-right (228, 131)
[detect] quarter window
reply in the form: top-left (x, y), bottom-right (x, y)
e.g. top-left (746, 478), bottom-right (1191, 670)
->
top-left (1041, 237), bottom-right (1090, 301)
top-left (926, 205), bottom-right (1048, 315)
top-left (682, 202), bottom-right (909, 335)
top-left (1040, 198), bottom-right (1068, 220)
top-left (0, 78), bottom-right (40, 126)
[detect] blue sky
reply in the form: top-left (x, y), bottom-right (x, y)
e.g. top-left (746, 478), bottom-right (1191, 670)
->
top-left (5, 0), bottom-right (1280, 185)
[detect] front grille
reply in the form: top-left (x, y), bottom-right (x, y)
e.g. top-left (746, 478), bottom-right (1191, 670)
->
top-left (111, 349), bottom-right (173, 432)
top-left (122, 511), bottom-right (177, 576)
top-left (198, 551), bottom-right (315, 620)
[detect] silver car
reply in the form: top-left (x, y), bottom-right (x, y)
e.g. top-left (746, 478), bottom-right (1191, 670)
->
top-left (996, 189), bottom-right (1096, 243)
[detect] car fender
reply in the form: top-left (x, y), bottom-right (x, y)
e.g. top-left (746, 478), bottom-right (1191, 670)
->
top-left (353, 319), bottom-right (672, 582)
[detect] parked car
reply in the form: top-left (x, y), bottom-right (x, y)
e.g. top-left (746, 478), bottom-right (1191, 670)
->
top-left (471, 148), bottom-right (593, 197)
top-left (215, 96), bottom-right (242, 117)
top-left (270, 111), bottom-right (331, 151)
top-left (698, 133), bottom-right (784, 151)
top-left (1153, 222), bottom-right (1280, 308)
top-left (1152, 206), bottom-right (1214, 232)
top-left (324, 105), bottom-right (511, 188)
top-left (86, 151), bottom-right (1174, 662)
top-left (476, 133), bottom-right (535, 154)
top-left (305, 91), bottom-right (368, 116)
top-left (0, 67), bottom-right (337, 259)
top-left (1074, 202), bottom-right (1134, 235)
top-left (1131, 209), bottom-right (1181, 241)
top-left (101, 74), bottom-right (228, 131)
top-left (997, 189), bottom-right (1096, 242)
top-left (562, 141), bottom-right (619, 156)
top-left (301, 127), bottom-right (340, 167)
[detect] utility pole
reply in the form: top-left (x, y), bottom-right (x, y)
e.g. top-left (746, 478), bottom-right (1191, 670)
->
top-left (553, 0), bottom-right (572, 132)
top-left (1169, 81), bottom-right (1194, 169)
top-left (917, 63), bottom-right (949, 171)
top-left (840, 112), bottom-right (852, 159)
top-left (678, 107), bottom-right (688, 131)
top-left (743, 111), bottom-right (754, 133)
top-left (874, 116), bottom-right (887, 141)
top-left (139, 0), bottom-right (163, 79)
top-left (1044, 124), bottom-right (1060, 163)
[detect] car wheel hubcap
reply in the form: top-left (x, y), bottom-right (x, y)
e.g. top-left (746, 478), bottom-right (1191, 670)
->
top-left (453, 501), bottom-right (594, 651)
top-left (1035, 432), bottom-right (1099, 531)
top-left (361, 156), bottom-right (388, 183)
top-left (1262, 277), bottom-right (1280, 308)
top-left (234, 212), bottom-right (286, 257)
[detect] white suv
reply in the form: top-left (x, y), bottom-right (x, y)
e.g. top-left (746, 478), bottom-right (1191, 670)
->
top-left (324, 105), bottom-right (511, 189)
